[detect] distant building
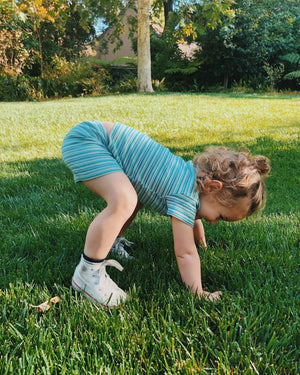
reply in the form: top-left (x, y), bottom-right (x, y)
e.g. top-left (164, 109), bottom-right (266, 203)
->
top-left (93, 7), bottom-right (199, 62)
top-left (95, 7), bottom-right (137, 61)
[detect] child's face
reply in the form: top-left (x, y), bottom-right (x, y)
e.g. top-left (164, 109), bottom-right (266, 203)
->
top-left (197, 192), bottom-right (250, 226)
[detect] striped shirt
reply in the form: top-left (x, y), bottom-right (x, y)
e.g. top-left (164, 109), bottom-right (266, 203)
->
top-left (109, 123), bottom-right (200, 227)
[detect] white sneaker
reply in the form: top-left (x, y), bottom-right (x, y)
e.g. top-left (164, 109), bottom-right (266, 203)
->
top-left (110, 237), bottom-right (134, 259)
top-left (72, 256), bottom-right (128, 308)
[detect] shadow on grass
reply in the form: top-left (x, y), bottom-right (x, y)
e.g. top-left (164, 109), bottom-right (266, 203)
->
top-left (155, 123), bottom-right (299, 156)
top-left (139, 91), bottom-right (300, 100)
top-left (0, 135), bottom-right (299, 293)
top-left (199, 92), bottom-right (300, 100)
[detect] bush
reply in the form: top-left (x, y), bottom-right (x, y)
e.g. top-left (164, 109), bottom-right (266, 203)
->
top-left (150, 32), bottom-right (202, 92)
top-left (0, 57), bottom-right (114, 101)
top-left (112, 74), bottom-right (137, 93)
top-left (46, 57), bottom-right (138, 97)
top-left (0, 74), bottom-right (42, 101)
top-left (42, 56), bottom-right (112, 98)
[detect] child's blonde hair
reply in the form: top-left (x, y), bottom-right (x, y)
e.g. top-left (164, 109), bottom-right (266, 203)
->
top-left (193, 147), bottom-right (270, 216)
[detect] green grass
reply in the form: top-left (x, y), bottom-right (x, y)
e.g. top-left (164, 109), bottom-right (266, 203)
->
top-left (0, 93), bottom-right (299, 374)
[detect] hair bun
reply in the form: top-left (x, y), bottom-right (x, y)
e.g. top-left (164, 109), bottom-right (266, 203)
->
top-left (252, 155), bottom-right (270, 177)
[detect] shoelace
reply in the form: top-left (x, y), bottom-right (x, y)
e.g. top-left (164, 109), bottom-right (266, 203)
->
top-left (110, 237), bottom-right (133, 259)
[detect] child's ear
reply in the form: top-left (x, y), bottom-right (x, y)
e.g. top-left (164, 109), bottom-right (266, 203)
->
top-left (204, 180), bottom-right (223, 193)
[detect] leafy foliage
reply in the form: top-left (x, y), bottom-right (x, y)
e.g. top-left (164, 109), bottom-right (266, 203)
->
top-left (0, 0), bottom-right (96, 77)
top-left (0, 0), bottom-right (299, 98)
top-left (0, 1), bottom-right (29, 75)
top-left (194, 0), bottom-right (300, 90)
top-left (281, 53), bottom-right (300, 81)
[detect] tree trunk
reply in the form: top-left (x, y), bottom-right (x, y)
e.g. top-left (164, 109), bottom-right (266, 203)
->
top-left (137, 0), bottom-right (153, 92)
top-left (38, 29), bottom-right (44, 79)
top-left (223, 71), bottom-right (229, 89)
top-left (163, 0), bottom-right (174, 32)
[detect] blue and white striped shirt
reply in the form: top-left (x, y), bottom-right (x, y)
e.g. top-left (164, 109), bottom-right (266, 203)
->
top-left (108, 123), bottom-right (200, 227)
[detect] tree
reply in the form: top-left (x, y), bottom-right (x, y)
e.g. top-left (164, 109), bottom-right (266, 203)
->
top-left (137, 0), bottom-right (153, 92)
top-left (16, 0), bottom-right (96, 77)
top-left (196, 0), bottom-right (300, 89)
top-left (150, 0), bottom-right (236, 90)
top-left (86, 0), bottom-right (237, 92)
top-left (152, 0), bottom-right (174, 32)
top-left (0, 1), bottom-right (29, 75)
top-left (281, 53), bottom-right (300, 88)
top-left (86, 0), bottom-right (154, 92)
top-left (17, 0), bottom-right (61, 77)
top-left (63, 1), bottom-right (96, 60)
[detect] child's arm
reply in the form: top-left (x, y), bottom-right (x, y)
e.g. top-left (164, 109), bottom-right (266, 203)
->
top-left (171, 216), bottom-right (221, 301)
top-left (193, 219), bottom-right (207, 248)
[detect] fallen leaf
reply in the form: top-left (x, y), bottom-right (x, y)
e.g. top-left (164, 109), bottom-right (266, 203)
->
top-left (50, 296), bottom-right (61, 304)
top-left (30, 296), bottom-right (61, 313)
top-left (30, 301), bottom-right (51, 313)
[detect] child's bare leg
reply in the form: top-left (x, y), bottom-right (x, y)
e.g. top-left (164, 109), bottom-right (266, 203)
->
top-left (82, 172), bottom-right (138, 260)
top-left (118, 202), bottom-right (143, 237)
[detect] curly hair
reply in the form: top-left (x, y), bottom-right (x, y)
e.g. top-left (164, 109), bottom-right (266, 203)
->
top-left (193, 147), bottom-right (270, 216)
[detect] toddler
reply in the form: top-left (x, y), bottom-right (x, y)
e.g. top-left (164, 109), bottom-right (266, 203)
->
top-left (62, 120), bottom-right (270, 307)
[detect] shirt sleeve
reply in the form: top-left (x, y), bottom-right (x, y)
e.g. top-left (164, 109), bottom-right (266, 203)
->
top-left (166, 194), bottom-right (198, 227)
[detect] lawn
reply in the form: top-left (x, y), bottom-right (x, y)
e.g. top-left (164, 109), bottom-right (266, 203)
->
top-left (0, 93), bottom-right (299, 374)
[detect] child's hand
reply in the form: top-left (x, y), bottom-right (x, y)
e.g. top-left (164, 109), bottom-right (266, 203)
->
top-left (199, 290), bottom-right (222, 302)
top-left (193, 219), bottom-right (207, 248)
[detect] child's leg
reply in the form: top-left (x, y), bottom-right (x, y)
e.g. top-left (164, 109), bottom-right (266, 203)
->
top-left (118, 201), bottom-right (143, 237)
top-left (82, 171), bottom-right (138, 260)
top-left (110, 202), bottom-right (143, 259)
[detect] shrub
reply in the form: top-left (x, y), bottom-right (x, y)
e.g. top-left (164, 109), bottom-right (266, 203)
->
top-left (0, 56), bottom-right (114, 101)
top-left (42, 56), bottom-right (112, 98)
top-left (112, 74), bottom-right (137, 93)
top-left (0, 74), bottom-right (41, 101)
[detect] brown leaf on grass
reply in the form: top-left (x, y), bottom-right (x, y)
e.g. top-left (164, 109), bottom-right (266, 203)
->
top-left (30, 296), bottom-right (61, 313)
top-left (50, 296), bottom-right (61, 304)
top-left (30, 301), bottom-right (51, 313)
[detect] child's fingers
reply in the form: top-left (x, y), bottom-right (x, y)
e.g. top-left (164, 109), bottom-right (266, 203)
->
top-left (210, 291), bottom-right (222, 301)
top-left (200, 290), bottom-right (222, 302)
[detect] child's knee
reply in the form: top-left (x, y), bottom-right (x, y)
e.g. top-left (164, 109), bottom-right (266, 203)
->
top-left (111, 189), bottom-right (138, 219)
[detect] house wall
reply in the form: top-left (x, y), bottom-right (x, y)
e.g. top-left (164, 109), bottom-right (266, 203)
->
top-left (96, 8), bottom-right (137, 61)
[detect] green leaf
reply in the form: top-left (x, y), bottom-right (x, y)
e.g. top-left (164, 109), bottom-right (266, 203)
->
top-left (283, 70), bottom-right (300, 80)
